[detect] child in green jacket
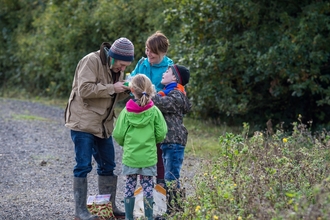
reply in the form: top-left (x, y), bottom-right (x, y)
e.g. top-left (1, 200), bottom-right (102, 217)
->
top-left (113, 74), bottom-right (167, 220)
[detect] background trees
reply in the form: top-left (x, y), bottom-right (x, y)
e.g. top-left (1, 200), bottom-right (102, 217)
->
top-left (1, 0), bottom-right (330, 131)
top-left (164, 0), bottom-right (330, 130)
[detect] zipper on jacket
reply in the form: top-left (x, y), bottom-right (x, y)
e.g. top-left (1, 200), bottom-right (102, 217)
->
top-left (102, 93), bottom-right (117, 138)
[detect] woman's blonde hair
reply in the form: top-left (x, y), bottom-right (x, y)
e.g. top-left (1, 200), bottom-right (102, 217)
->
top-left (130, 74), bottom-right (155, 107)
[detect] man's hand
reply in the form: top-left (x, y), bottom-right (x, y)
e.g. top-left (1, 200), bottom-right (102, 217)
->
top-left (113, 81), bottom-right (130, 93)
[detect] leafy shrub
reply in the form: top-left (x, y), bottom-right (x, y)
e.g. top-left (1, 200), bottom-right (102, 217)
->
top-left (1, 0), bottom-right (166, 98)
top-left (179, 119), bottom-right (330, 219)
top-left (164, 0), bottom-right (330, 130)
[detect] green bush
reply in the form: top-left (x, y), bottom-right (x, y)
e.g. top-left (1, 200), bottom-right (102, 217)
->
top-left (0, 0), bottom-right (45, 95)
top-left (164, 0), bottom-right (330, 130)
top-left (1, 0), bottom-right (166, 97)
top-left (1, 0), bottom-right (330, 131)
top-left (179, 119), bottom-right (330, 219)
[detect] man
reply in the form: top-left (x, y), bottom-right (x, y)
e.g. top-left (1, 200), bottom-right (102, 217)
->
top-left (64, 37), bottom-right (134, 220)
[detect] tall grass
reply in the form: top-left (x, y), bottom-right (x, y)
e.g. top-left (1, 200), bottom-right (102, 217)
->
top-left (184, 117), bottom-right (241, 158)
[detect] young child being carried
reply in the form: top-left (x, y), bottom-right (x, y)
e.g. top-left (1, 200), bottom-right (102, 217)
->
top-left (113, 74), bottom-right (168, 220)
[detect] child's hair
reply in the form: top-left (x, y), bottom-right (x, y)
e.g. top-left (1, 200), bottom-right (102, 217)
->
top-left (130, 74), bottom-right (155, 107)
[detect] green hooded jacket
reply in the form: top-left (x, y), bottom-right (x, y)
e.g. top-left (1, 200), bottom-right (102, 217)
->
top-left (113, 99), bottom-right (167, 168)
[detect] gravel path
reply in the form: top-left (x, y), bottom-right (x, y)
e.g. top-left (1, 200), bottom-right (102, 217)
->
top-left (0, 98), bottom-right (199, 220)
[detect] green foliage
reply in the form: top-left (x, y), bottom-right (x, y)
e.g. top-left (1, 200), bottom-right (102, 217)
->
top-left (163, 0), bottom-right (330, 130)
top-left (1, 0), bottom-right (330, 130)
top-left (0, 0), bottom-right (46, 93)
top-left (94, 0), bottom-right (167, 63)
top-left (179, 120), bottom-right (330, 219)
top-left (1, 0), bottom-right (167, 98)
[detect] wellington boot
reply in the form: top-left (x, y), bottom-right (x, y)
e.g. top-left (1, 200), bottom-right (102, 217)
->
top-left (124, 197), bottom-right (135, 220)
top-left (166, 187), bottom-right (186, 215)
top-left (144, 198), bottom-right (154, 220)
top-left (73, 177), bottom-right (99, 220)
top-left (98, 175), bottom-right (125, 218)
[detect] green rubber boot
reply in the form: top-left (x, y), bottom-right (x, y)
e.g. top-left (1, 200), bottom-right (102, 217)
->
top-left (144, 198), bottom-right (154, 220)
top-left (124, 197), bottom-right (135, 220)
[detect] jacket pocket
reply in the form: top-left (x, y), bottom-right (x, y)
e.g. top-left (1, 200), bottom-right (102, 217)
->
top-left (84, 98), bottom-right (111, 115)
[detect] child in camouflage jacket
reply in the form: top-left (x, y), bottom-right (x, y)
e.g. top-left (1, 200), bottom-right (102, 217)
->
top-left (152, 64), bottom-right (191, 215)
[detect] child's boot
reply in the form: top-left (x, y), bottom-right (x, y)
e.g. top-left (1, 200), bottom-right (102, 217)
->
top-left (176, 187), bottom-right (186, 212)
top-left (144, 198), bottom-right (154, 220)
top-left (167, 187), bottom-right (186, 215)
top-left (124, 197), bottom-right (135, 220)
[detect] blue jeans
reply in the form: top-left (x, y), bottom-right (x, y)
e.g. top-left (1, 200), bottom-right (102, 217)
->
top-left (161, 143), bottom-right (185, 188)
top-left (71, 130), bottom-right (116, 177)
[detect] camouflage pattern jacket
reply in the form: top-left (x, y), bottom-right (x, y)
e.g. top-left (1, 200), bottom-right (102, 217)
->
top-left (152, 87), bottom-right (191, 146)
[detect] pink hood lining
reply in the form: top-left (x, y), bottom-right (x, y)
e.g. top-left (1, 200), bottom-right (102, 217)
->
top-left (126, 99), bottom-right (154, 113)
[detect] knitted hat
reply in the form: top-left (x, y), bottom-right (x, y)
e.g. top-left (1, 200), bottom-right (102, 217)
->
top-left (108, 37), bottom-right (134, 62)
top-left (170, 64), bottom-right (190, 86)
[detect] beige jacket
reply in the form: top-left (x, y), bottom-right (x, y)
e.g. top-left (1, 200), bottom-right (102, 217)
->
top-left (64, 49), bottom-right (129, 138)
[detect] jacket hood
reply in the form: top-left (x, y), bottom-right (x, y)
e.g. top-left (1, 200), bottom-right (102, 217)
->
top-left (125, 99), bottom-right (155, 128)
top-left (100, 42), bottom-right (111, 65)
